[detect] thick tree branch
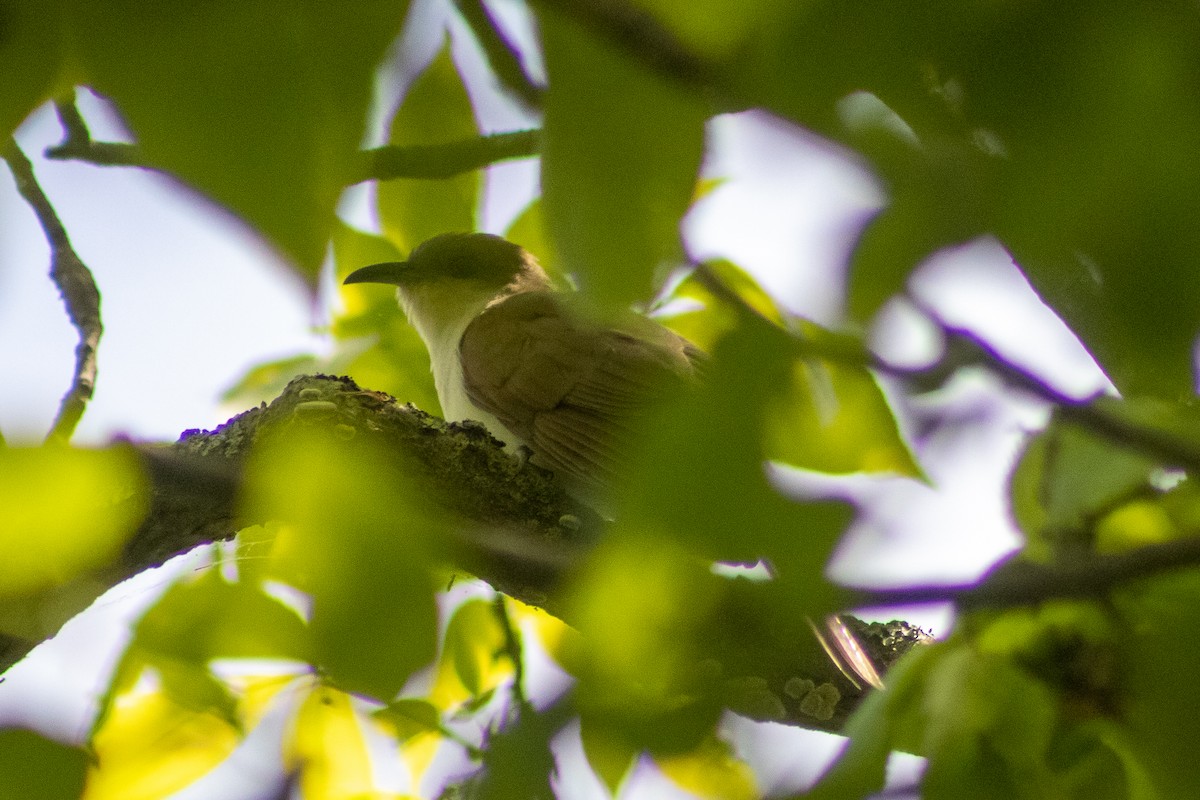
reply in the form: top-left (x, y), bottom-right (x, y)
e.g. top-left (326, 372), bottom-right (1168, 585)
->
top-left (2, 138), bottom-right (102, 442)
top-left (0, 375), bottom-right (925, 733)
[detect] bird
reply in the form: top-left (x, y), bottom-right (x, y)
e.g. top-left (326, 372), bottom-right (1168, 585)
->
top-left (343, 232), bottom-right (705, 506)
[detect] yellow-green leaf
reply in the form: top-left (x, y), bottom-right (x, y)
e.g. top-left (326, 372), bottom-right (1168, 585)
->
top-left (656, 736), bottom-right (757, 800)
top-left (86, 688), bottom-right (239, 800)
top-left (0, 446), bottom-right (146, 600)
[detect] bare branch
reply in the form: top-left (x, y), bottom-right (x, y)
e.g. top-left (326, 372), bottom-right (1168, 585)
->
top-left (2, 138), bottom-right (102, 442)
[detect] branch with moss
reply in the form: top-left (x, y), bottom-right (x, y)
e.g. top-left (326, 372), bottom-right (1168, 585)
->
top-left (1, 136), bottom-right (102, 443)
top-left (0, 374), bottom-right (925, 732)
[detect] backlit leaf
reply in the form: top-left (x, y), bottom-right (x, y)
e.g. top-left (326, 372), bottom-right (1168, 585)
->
top-left (68, 0), bottom-right (405, 278)
top-left (538, 5), bottom-right (706, 306)
top-left (377, 41), bottom-right (481, 252)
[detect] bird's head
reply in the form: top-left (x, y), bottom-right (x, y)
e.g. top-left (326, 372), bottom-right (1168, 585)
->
top-left (344, 232), bottom-right (551, 341)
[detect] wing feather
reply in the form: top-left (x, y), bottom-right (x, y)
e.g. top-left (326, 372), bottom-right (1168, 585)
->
top-left (459, 291), bottom-right (700, 497)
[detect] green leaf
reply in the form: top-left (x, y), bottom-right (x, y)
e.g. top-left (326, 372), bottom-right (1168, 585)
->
top-left (766, 330), bottom-right (921, 477)
top-left (920, 644), bottom-right (1057, 800)
top-left (1010, 417), bottom-right (1158, 559)
top-left (373, 698), bottom-right (442, 743)
top-left (221, 353), bottom-right (322, 410)
top-left (807, 643), bottom-right (940, 800)
top-left (377, 41), bottom-right (481, 251)
top-left (244, 429), bottom-right (441, 702)
top-left (0, 446), bottom-right (145, 604)
top-left (444, 599), bottom-right (510, 698)
top-left (579, 715), bottom-right (639, 794)
top-left (538, 6), bottom-right (706, 306)
top-left (629, 0), bottom-right (791, 59)
top-left (0, 3), bottom-right (66, 139)
top-left (621, 321), bottom-right (853, 612)
top-left (1118, 572), bottom-right (1200, 797)
top-left (133, 568), bottom-right (310, 665)
top-left (477, 702), bottom-right (572, 800)
top-left (68, 0), bottom-right (406, 279)
top-left (0, 729), bottom-right (87, 800)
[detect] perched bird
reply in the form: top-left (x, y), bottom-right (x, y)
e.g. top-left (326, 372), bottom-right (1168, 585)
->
top-left (344, 232), bottom-right (704, 504)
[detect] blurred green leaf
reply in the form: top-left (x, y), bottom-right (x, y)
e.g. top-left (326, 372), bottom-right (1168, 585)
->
top-left (538, 6), bottom-right (706, 307)
top-left (373, 698), bottom-right (442, 743)
top-left (0, 446), bottom-right (145, 604)
top-left (807, 643), bottom-right (940, 800)
top-left (766, 333), bottom-right (920, 477)
top-left (377, 40), bottom-right (481, 251)
top-left (68, 0), bottom-right (405, 278)
top-left (1010, 418), bottom-right (1158, 559)
top-left (221, 353), bottom-right (321, 410)
top-left (656, 735), bottom-right (757, 800)
top-left (134, 568), bottom-right (310, 665)
top-left (733, 3), bottom-right (1200, 397)
top-left (0, 729), bottom-right (87, 800)
top-left (87, 686), bottom-right (240, 800)
top-left (621, 321), bottom-right (853, 611)
top-left (579, 715), bottom-right (639, 794)
top-left (920, 644), bottom-right (1057, 800)
top-left (630, 0), bottom-right (789, 59)
top-left (284, 685), bottom-right (376, 799)
top-left (245, 429), bottom-right (440, 702)
top-left (0, 2), bottom-right (66, 140)
top-left (477, 702), bottom-right (572, 800)
top-left (1118, 571), bottom-right (1200, 797)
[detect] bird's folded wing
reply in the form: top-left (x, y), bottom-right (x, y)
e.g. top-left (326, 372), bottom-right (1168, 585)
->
top-left (459, 291), bottom-right (701, 491)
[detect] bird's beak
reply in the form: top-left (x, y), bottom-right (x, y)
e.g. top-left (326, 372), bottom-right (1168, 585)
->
top-left (343, 261), bottom-right (410, 286)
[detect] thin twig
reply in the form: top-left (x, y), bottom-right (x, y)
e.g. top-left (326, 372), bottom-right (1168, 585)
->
top-left (350, 129), bottom-right (540, 184)
top-left (42, 95), bottom-right (541, 184)
top-left (492, 595), bottom-right (530, 712)
top-left (454, 0), bottom-right (544, 109)
top-left (852, 533), bottom-right (1200, 611)
top-left (2, 138), bottom-right (102, 442)
top-left (532, 0), bottom-right (716, 89)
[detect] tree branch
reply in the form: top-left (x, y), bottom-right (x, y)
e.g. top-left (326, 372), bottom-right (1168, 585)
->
top-left (0, 374), bottom-right (925, 733)
top-left (43, 96), bottom-right (540, 184)
top-left (2, 137), bottom-right (103, 442)
top-left (532, 0), bottom-right (716, 89)
top-left (852, 535), bottom-right (1200, 611)
top-left (348, 129), bottom-right (540, 184)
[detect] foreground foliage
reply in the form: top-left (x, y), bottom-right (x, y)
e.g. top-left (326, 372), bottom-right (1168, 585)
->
top-left (3, 1), bottom-right (1200, 798)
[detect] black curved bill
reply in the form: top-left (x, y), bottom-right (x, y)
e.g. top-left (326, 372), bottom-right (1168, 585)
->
top-left (343, 261), bottom-right (410, 286)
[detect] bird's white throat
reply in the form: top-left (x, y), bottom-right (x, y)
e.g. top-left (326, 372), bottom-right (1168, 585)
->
top-left (396, 280), bottom-right (524, 448)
